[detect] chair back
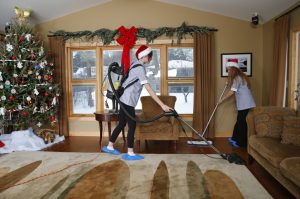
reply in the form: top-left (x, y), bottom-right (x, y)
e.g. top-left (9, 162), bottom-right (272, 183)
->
top-left (140, 96), bottom-right (176, 122)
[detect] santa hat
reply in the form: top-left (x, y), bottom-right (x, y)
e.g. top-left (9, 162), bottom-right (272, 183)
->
top-left (226, 58), bottom-right (239, 68)
top-left (136, 45), bottom-right (152, 60)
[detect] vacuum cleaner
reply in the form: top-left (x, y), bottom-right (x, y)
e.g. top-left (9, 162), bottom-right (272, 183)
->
top-left (106, 62), bottom-right (245, 165)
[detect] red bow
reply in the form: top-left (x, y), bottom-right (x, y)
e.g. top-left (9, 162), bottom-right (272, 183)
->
top-left (116, 26), bottom-right (137, 75)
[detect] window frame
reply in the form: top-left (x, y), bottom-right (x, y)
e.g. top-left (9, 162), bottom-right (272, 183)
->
top-left (66, 43), bottom-right (194, 118)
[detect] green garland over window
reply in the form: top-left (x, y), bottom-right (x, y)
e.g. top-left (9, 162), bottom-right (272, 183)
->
top-left (50, 22), bottom-right (217, 45)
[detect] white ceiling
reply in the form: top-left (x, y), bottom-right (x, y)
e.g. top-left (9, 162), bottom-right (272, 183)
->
top-left (0, 0), bottom-right (299, 31)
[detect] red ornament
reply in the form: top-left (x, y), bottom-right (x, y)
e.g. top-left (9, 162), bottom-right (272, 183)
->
top-left (116, 26), bottom-right (137, 75)
top-left (9, 95), bottom-right (14, 101)
top-left (9, 108), bottom-right (14, 112)
top-left (44, 92), bottom-right (49, 97)
top-left (10, 55), bottom-right (16, 60)
top-left (19, 35), bottom-right (25, 42)
top-left (47, 75), bottom-right (53, 80)
top-left (31, 54), bottom-right (36, 60)
top-left (21, 80), bottom-right (26, 84)
top-left (50, 115), bottom-right (55, 122)
top-left (21, 111), bottom-right (27, 117)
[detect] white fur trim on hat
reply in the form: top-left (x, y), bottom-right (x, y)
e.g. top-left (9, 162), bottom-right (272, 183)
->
top-left (138, 47), bottom-right (152, 59)
top-left (226, 62), bottom-right (239, 68)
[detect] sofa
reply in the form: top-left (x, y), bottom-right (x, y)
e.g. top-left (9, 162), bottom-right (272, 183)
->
top-left (247, 106), bottom-right (300, 198)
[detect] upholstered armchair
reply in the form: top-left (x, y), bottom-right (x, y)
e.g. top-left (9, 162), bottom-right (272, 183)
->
top-left (135, 96), bottom-right (181, 144)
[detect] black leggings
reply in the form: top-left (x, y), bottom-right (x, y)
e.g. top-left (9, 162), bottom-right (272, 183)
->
top-left (110, 102), bottom-right (136, 148)
top-left (232, 109), bottom-right (249, 147)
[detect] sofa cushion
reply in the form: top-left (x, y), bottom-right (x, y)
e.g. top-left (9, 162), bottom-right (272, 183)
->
top-left (280, 157), bottom-right (300, 187)
top-left (281, 116), bottom-right (300, 146)
top-left (249, 135), bottom-right (300, 168)
top-left (253, 107), bottom-right (295, 138)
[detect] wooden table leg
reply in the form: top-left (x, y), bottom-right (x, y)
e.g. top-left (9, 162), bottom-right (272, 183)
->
top-left (99, 121), bottom-right (103, 145)
top-left (108, 121), bottom-right (112, 139)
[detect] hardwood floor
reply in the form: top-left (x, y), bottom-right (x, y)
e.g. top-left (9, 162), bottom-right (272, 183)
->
top-left (45, 136), bottom-right (295, 199)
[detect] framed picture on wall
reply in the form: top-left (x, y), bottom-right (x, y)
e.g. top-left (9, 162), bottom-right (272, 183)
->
top-left (221, 53), bottom-right (252, 77)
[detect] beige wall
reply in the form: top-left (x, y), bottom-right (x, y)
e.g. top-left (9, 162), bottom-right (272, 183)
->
top-left (36, 0), bottom-right (264, 137)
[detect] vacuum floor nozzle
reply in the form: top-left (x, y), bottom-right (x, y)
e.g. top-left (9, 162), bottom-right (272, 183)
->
top-left (187, 140), bottom-right (213, 145)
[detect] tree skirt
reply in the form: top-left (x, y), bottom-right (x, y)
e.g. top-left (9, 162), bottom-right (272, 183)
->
top-left (0, 128), bottom-right (64, 154)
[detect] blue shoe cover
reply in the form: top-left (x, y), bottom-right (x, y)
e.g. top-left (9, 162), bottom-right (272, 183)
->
top-left (230, 141), bottom-right (240, 148)
top-left (101, 146), bottom-right (121, 155)
top-left (121, 154), bottom-right (144, 161)
top-left (228, 138), bottom-right (237, 144)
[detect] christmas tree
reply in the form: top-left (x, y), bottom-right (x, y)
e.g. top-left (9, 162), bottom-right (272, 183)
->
top-left (0, 18), bottom-right (60, 132)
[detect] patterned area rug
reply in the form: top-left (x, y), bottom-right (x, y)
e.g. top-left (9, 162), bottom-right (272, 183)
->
top-left (0, 152), bottom-right (271, 199)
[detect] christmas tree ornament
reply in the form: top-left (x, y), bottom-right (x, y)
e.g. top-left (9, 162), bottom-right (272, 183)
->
top-left (19, 35), bottom-right (25, 42)
top-left (21, 111), bottom-right (27, 117)
top-left (14, 6), bottom-right (31, 22)
top-left (37, 122), bottom-right (42, 127)
top-left (9, 95), bottom-right (15, 101)
top-left (6, 44), bottom-right (13, 52)
top-left (11, 88), bottom-right (16, 94)
top-left (50, 115), bottom-right (55, 122)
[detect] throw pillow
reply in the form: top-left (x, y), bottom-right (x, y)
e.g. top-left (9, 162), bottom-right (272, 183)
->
top-left (281, 116), bottom-right (300, 146)
top-left (254, 107), bottom-right (295, 138)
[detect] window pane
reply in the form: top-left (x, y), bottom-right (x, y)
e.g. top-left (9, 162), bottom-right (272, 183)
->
top-left (72, 85), bottom-right (96, 114)
top-left (168, 84), bottom-right (194, 114)
top-left (168, 48), bottom-right (194, 78)
top-left (72, 50), bottom-right (96, 79)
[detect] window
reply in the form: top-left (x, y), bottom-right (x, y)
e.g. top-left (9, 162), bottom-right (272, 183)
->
top-left (67, 44), bottom-right (194, 116)
top-left (168, 47), bottom-right (194, 114)
top-left (70, 49), bottom-right (97, 115)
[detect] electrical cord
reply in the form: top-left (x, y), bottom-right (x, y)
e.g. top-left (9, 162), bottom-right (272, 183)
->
top-left (0, 153), bottom-right (100, 191)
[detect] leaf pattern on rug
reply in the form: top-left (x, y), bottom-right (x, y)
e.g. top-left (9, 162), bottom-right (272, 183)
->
top-left (40, 175), bottom-right (69, 199)
top-left (204, 170), bottom-right (244, 199)
top-left (186, 161), bottom-right (210, 199)
top-left (0, 160), bottom-right (42, 193)
top-left (59, 159), bottom-right (129, 199)
top-left (0, 167), bottom-right (10, 178)
top-left (150, 160), bottom-right (170, 199)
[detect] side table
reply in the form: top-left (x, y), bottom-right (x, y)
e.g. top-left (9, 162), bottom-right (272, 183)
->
top-left (94, 111), bottom-right (126, 145)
